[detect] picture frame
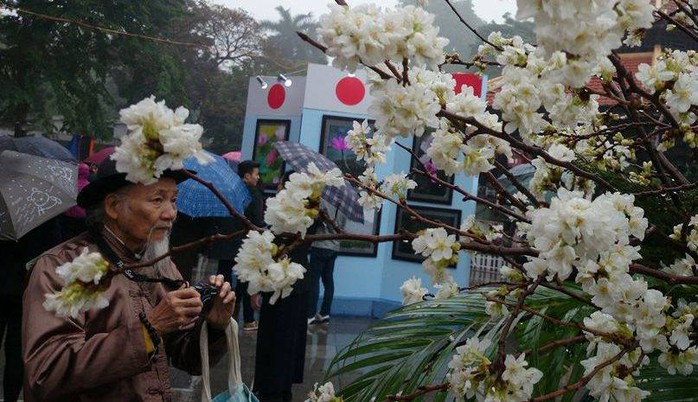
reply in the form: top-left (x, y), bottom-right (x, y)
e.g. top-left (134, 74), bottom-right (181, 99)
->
top-left (406, 132), bottom-right (454, 204)
top-left (392, 205), bottom-right (462, 266)
top-left (319, 115), bottom-right (374, 180)
top-left (252, 119), bottom-right (291, 191)
top-left (318, 115), bottom-right (379, 257)
top-left (338, 209), bottom-right (382, 257)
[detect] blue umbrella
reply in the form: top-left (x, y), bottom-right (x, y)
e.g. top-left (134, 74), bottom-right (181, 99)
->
top-left (0, 134), bottom-right (76, 163)
top-left (177, 151), bottom-right (251, 217)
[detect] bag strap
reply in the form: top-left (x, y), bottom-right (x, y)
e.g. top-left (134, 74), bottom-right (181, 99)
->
top-left (200, 318), bottom-right (243, 401)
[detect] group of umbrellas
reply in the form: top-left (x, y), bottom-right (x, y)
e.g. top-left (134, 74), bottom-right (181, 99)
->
top-left (0, 136), bottom-right (365, 242)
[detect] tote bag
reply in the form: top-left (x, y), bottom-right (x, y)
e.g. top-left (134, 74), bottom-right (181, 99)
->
top-left (200, 318), bottom-right (259, 402)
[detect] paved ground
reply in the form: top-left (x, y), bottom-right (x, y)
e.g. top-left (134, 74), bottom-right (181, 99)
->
top-left (0, 315), bottom-right (375, 402)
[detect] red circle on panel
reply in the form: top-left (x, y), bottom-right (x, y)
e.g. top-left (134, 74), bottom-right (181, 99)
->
top-left (335, 77), bottom-right (365, 106)
top-left (267, 84), bottom-right (286, 109)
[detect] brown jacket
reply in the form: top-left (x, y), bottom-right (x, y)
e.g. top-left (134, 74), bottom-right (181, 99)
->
top-left (22, 232), bottom-right (226, 402)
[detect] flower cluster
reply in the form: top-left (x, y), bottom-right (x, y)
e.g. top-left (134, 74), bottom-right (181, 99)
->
top-left (265, 163), bottom-right (344, 237)
top-left (307, 382), bottom-right (343, 402)
top-left (517, 0), bottom-right (653, 63)
top-left (233, 231), bottom-right (306, 304)
top-left (636, 50), bottom-right (698, 147)
top-left (412, 227), bottom-right (460, 284)
top-left (345, 120), bottom-right (391, 166)
top-left (447, 337), bottom-right (543, 401)
top-left (43, 248), bottom-right (111, 318)
top-left (670, 214), bottom-right (698, 251)
top-left (112, 96), bottom-right (211, 184)
top-left (400, 276), bottom-right (428, 305)
top-left (317, 4), bottom-right (448, 72)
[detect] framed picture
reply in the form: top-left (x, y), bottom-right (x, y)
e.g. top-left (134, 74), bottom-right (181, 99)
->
top-left (338, 209), bottom-right (382, 257)
top-left (392, 205), bottom-right (462, 266)
top-left (406, 132), bottom-right (454, 204)
top-left (319, 115), bottom-right (374, 180)
top-left (252, 119), bottom-right (290, 191)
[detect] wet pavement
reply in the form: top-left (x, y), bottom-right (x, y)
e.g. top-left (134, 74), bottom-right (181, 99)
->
top-left (0, 315), bottom-right (375, 402)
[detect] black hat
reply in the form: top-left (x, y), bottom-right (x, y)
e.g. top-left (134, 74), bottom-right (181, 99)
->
top-left (77, 151), bottom-right (192, 209)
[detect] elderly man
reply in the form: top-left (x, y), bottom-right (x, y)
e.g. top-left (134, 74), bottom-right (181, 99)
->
top-left (22, 155), bottom-right (235, 402)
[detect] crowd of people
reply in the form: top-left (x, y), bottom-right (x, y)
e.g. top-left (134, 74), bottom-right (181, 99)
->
top-left (1, 150), bottom-right (342, 402)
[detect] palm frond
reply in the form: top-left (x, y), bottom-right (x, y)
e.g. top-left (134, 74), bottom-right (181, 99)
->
top-left (328, 286), bottom-right (698, 402)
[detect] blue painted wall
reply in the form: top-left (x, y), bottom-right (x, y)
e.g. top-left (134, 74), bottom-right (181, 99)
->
top-left (297, 107), bottom-right (479, 315)
top-left (241, 73), bottom-right (486, 317)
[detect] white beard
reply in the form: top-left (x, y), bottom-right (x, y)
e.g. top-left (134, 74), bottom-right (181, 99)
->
top-left (143, 229), bottom-right (172, 276)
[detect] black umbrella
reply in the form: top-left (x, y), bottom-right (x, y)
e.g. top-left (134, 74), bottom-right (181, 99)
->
top-left (0, 134), bottom-right (76, 163)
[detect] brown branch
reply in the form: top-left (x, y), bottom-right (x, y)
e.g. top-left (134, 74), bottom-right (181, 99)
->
top-left (438, 109), bottom-right (617, 192)
top-left (633, 182), bottom-right (697, 196)
top-left (531, 349), bottom-right (627, 401)
top-left (394, 141), bottom-right (530, 222)
top-left (494, 160), bottom-right (540, 208)
top-left (383, 383), bottom-right (449, 401)
top-left (483, 171), bottom-right (528, 212)
top-left (494, 276), bottom-right (544, 374)
top-left (124, 230), bottom-right (248, 270)
top-left (522, 335), bottom-right (586, 357)
top-left (630, 263), bottom-right (698, 285)
top-left (296, 31), bottom-right (392, 80)
top-left (443, 0), bottom-right (501, 50)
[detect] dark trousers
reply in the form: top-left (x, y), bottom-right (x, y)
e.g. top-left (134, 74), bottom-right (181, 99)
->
top-left (307, 248), bottom-right (337, 318)
top-left (217, 259), bottom-right (254, 323)
top-left (0, 296), bottom-right (22, 402)
top-left (254, 290), bottom-right (307, 398)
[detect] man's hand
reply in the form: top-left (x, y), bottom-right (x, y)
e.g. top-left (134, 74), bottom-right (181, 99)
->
top-left (205, 274), bottom-right (236, 330)
top-left (148, 288), bottom-right (202, 335)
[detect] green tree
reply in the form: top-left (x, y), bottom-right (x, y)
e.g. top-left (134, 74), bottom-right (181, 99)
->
top-left (259, 6), bottom-right (326, 70)
top-left (0, 0), bottom-right (191, 137)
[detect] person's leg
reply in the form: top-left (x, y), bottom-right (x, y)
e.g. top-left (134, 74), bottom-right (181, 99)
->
top-left (319, 251), bottom-right (337, 318)
top-left (239, 281), bottom-right (255, 325)
top-left (3, 297), bottom-right (22, 401)
top-left (306, 248), bottom-right (323, 319)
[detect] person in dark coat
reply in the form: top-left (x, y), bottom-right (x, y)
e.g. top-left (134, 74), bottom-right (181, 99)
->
top-left (0, 218), bottom-right (62, 402)
top-left (254, 171), bottom-right (313, 402)
top-left (212, 160), bottom-right (265, 330)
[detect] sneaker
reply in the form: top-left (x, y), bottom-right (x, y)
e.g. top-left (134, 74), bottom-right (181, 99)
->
top-left (318, 314), bottom-right (330, 323)
top-left (243, 321), bottom-right (258, 331)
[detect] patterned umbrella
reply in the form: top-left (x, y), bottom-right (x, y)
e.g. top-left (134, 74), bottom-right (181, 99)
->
top-left (0, 151), bottom-right (78, 241)
top-left (177, 151), bottom-right (251, 217)
top-left (0, 134), bottom-right (76, 163)
top-left (273, 141), bottom-right (364, 223)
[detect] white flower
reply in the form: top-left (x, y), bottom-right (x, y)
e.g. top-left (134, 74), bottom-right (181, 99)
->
top-left (44, 248), bottom-right (112, 318)
top-left (266, 257), bottom-right (306, 304)
top-left (658, 347), bottom-right (698, 375)
top-left (307, 382), bottom-right (341, 402)
top-left (434, 280), bottom-right (460, 299)
top-left (400, 276), bottom-right (428, 305)
top-left (55, 248), bottom-right (109, 285)
top-left (412, 227), bottom-right (456, 262)
top-left (502, 354), bottom-right (543, 400)
top-left (43, 283), bottom-right (110, 319)
top-left (113, 96), bottom-right (210, 185)
top-left (381, 173), bottom-right (416, 199)
top-left (485, 300), bottom-right (508, 319)
top-left (234, 231), bottom-right (277, 294)
top-left (265, 189), bottom-right (315, 237)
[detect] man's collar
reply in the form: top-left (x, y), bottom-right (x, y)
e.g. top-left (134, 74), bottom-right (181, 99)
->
top-left (101, 225), bottom-right (144, 263)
